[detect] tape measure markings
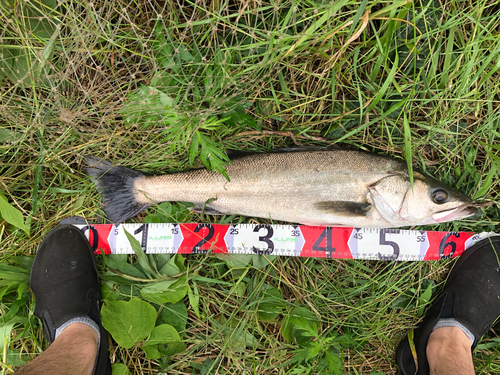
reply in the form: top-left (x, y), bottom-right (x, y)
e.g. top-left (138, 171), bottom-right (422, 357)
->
top-left (75, 223), bottom-right (492, 261)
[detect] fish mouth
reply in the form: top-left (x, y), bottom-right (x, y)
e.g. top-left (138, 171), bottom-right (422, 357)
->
top-left (432, 204), bottom-right (479, 223)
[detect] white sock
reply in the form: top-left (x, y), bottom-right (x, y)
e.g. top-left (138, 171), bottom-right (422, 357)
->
top-left (432, 318), bottom-right (476, 347)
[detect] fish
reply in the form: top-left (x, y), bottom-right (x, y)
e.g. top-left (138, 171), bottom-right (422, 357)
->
top-left (84, 149), bottom-right (478, 228)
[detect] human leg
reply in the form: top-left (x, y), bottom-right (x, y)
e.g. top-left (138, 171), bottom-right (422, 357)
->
top-left (14, 225), bottom-right (111, 375)
top-left (14, 323), bottom-right (98, 375)
top-left (426, 326), bottom-right (474, 375)
top-left (396, 235), bottom-right (500, 375)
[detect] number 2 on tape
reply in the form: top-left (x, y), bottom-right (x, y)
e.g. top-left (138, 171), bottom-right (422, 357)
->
top-left (192, 224), bottom-right (215, 253)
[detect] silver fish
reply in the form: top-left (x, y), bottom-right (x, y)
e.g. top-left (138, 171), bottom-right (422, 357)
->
top-left (85, 150), bottom-right (478, 228)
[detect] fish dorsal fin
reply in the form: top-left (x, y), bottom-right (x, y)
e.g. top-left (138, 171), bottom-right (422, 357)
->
top-left (225, 149), bottom-right (261, 160)
top-left (271, 146), bottom-right (333, 153)
top-left (226, 146), bottom-right (343, 160)
top-left (313, 201), bottom-right (372, 217)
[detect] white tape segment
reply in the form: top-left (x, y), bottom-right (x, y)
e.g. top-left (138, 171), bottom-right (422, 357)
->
top-left (73, 222), bottom-right (497, 261)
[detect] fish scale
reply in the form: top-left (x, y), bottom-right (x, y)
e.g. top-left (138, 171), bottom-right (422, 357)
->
top-left (85, 149), bottom-right (477, 227)
top-left (134, 151), bottom-right (398, 226)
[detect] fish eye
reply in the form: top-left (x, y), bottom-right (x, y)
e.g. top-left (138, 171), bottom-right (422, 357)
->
top-left (432, 189), bottom-right (448, 204)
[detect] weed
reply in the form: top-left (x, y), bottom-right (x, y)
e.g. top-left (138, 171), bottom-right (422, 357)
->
top-left (1, 0), bottom-right (499, 373)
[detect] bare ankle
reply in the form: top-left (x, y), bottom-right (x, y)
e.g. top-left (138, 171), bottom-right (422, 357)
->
top-left (56, 322), bottom-right (99, 348)
top-left (14, 323), bottom-right (99, 375)
top-left (429, 326), bottom-right (472, 349)
top-left (427, 327), bottom-right (474, 375)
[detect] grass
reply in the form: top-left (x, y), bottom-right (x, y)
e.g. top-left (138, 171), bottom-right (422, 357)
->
top-left (1, 0), bottom-right (500, 373)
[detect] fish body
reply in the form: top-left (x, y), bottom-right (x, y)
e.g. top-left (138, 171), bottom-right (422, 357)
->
top-left (85, 150), bottom-right (477, 228)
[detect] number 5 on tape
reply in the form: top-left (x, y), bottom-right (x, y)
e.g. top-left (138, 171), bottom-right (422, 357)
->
top-left (348, 229), bottom-right (430, 261)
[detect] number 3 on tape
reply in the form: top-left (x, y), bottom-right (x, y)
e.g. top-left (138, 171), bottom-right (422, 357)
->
top-left (227, 224), bottom-right (301, 255)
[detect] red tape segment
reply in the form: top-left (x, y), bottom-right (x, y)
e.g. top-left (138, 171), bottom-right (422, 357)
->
top-left (75, 223), bottom-right (487, 261)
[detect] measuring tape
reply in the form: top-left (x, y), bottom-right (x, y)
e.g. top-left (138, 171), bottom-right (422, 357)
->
top-left (62, 218), bottom-right (495, 261)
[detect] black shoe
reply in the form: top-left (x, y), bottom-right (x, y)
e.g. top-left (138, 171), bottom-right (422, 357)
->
top-left (396, 235), bottom-right (500, 374)
top-left (30, 225), bottom-right (111, 375)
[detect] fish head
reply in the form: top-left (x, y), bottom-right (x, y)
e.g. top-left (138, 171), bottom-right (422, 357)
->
top-left (369, 173), bottom-right (477, 226)
top-left (399, 175), bottom-right (478, 225)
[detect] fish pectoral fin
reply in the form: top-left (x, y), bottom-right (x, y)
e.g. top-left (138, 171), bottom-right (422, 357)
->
top-left (190, 204), bottom-right (226, 215)
top-left (313, 201), bottom-right (372, 217)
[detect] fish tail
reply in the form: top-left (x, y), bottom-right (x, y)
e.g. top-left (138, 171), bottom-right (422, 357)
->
top-left (85, 156), bottom-right (152, 223)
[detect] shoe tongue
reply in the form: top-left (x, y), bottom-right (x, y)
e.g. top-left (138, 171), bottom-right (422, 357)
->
top-left (439, 294), bottom-right (455, 319)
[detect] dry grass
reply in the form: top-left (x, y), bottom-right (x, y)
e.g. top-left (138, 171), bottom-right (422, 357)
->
top-left (1, 0), bottom-right (500, 374)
